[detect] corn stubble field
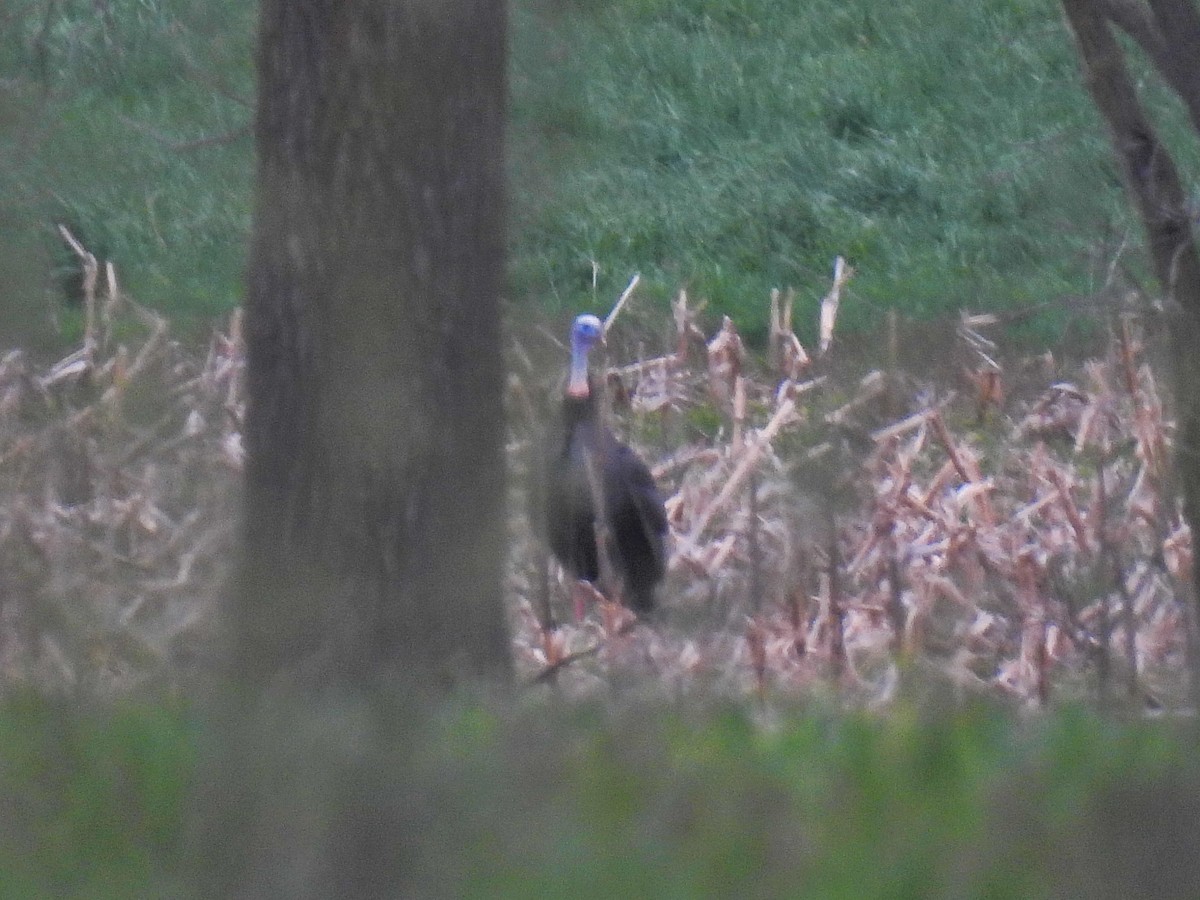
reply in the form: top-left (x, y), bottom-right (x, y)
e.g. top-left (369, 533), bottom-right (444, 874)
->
top-left (8, 3), bottom-right (1200, 894)
top-left (2, 242), bottom-right (1191, 712)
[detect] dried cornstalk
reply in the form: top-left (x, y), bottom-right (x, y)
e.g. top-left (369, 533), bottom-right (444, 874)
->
top-left (770, 287), bottom-right (810, 379)
top-left (818, 255), bottom-right (854, 356)
top-left (706, 316), bottom-right (744, 411)
top-left (827, 509), bottom-right (846, 680)
top-left (58, 225), bottom-right (99, 354)
top-left (602, 273), bottom-right (641, 334)
top-left (676, 397), bottom-right (799, 557)
top-left (671, 288), bottom-right (707, 363)
top-left (929, 411), bottom-right (996, 525)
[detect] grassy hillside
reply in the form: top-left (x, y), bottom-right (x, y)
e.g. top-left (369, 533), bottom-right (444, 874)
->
top-left (1, 0), bottom-right (1197, 339)
top-left (0, 1), bottom-right (255, 327)
top-left (511, 0), bottom-right (1140, 337)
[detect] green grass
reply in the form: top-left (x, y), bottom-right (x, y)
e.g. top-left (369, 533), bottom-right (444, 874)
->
top-left (509, 0), bottom-right (1200, 341)
top-left (2, 0), bottom-right (1199, 342)
top-left (3, 692), bottom-right (1199, 897)
top-left (0, 0), bottom-right (255, 326)
top-left (0, 692), bottom-right (193, 899)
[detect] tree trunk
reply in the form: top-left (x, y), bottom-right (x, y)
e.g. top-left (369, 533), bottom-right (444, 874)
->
top-left (1061, 0), bottom-right (1200, 692)
top-left (1100, 0), bottom-right (1200, 133)
top-left (238, 0), bottom-right (511, 689)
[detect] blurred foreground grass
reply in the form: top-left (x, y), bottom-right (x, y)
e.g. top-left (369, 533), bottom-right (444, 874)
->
top-left (2, 692), bottom-right (1197, 898)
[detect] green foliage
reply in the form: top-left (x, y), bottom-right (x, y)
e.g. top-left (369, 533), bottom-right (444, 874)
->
top-left (0, 0), bottom-right (254, 326)
top-left (512, 0), bottom-right (1197, 340)
top-left (5, 692), bottom-right (1200, 897)
top-left (0, 691), bottom-right (192, 898)
top-left (2, 0), bottom-right (1199, 340)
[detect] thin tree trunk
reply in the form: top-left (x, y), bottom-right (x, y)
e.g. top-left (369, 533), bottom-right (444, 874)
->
top-left (1061, 0), bottom-right (1200, 700)
top-left (1101, 0), bottom-right (1200, 132)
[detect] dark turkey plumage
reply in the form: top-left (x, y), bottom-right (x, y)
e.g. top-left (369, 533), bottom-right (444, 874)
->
top-left (545, 315), bottom-right (667, 613)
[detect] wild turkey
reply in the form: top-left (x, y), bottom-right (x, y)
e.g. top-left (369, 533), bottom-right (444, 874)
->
top-left (545, 314), bottom-right (667, 613)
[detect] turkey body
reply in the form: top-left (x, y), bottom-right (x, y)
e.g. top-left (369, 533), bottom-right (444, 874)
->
top-left (546, 386), bottom-right (667, 613)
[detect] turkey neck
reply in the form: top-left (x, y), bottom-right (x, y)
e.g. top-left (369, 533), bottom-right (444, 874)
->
top-left (561, 380), bottom-right (614, 448)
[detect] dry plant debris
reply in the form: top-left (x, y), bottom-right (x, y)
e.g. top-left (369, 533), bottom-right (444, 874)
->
top-left (1, 241), bottom-right (1192, 709)
top-left (509, 264), bottom-right (1194, 709)
top-left (0, 237), bottom-right (242, 693)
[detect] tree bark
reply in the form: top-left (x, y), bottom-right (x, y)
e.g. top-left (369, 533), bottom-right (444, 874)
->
top-left (1061, 0), bottom-right (1200, 689)
top-left (1101, 0), bottom-right (1200, 133)
top-left (238, 0), bottom-right (511, 689)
